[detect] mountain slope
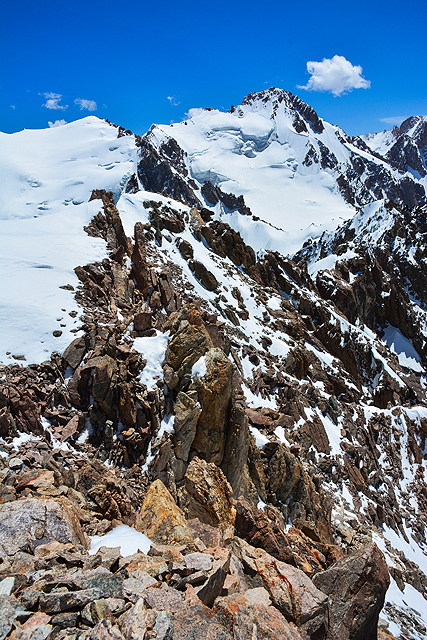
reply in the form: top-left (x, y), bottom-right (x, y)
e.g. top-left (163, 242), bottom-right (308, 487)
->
top-left (1, 93), bottom-right (427, 639)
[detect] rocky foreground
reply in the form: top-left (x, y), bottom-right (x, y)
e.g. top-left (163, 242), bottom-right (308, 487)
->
top-left (0, 459), bottom-right (391, 640)
top-left (1, 183), bottom-right (426, 639)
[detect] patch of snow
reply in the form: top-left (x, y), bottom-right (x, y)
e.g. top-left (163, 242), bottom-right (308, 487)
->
top-left (133, 332), bottom-right (170, 390)
top-left (191, 356), bottom-right (207, 379)
top-left (242, 383), bottom-right (277, 410)
top-left (89, 524), bottom-right (152, 557)
top-left (249, 425), bottom-right (269, 448)
top-left (382, 324), bottom-right (423, 372)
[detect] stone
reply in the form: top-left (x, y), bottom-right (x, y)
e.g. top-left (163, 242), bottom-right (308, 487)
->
top-left (177, 238), bottom-right (194, 260)
top-left (187, 519), bottom-right (222, 548)
top-left (312, 543), bottom-right (390, 640)
top-left (0, 598), bottom-right (18, 640)
top-left (15, 612), bottom-right (52, 640)
top-left (39, 588), bottom-right (103, 614)
top-left (228, 536), bottom-right (328, 639)
top-left (0, 498), bottom-right (87, 556)
top-left (50, 611), bottom-right (81, 630)
top-left (166, 315), bottom-right (213, 376)
top-left (8, 457), bottom-right (23, 470)
top-left (62, 337), bottom-right (86, 370)
top-left (214, 593), bottom-right (305, 640)
top-left (195, 548), bottom-right (231, 607)
top-left (123, 571), bottom-right (157, 601)
top-left (234, 497), bottom-right (297, 565)
top-left (132, 222), bottom-right (151, 297)
top-left (0, 577), bottom-right (14, 595)
top-left (134, 305), bottom-right (152, 332)
top-left (185, 457), bottom-right (236, 533)
top-left (84, 619), bottom-right (125, 640)
top-left (172, 391), bottom-right (201, 478)
top-left (191, 348), bottom-right (234, 465)
top-left (189, 260), bottom-right (219, 291)
top-left (135, 479), bottom-right (194, 546)
top-left (141, 583), bottom-right (184, 613)
top-left (81, 355), bottom-right (117, 415)
top-left (119, 598), bottom-right (147, 638)
top-left (59, 415), bottom-right (82, 442)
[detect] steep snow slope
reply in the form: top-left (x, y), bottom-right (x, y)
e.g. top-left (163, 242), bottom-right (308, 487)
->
top-left (0, 118), bottom-right (138, 363)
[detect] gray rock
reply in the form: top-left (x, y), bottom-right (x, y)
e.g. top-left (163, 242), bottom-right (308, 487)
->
top-left (184, 552), bottom-right (213, 572)
top-left (0, 577), bottom-right (14, 595)
top-left (0, 599), bottom-right (17, 640)
top-left (0, 498), bottom-right (87, 556)
top-left (123, 571), bottom-right (157, 601)
top-left (8, 457), bottom-right (23, 470)
top-left (39, 588), bottom-right (103, 613)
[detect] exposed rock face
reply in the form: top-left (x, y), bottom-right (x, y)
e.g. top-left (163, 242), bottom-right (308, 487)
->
top-left (191, 348), bottom-right (234, 465)
top-left (228, 536), bottom-right (328, 639)
top-left (135, 479), bottom-right (194, 546)
top-left (184, 458), bottom-right (236, 534)
top-left (313, 543), bottom-right (390, 640)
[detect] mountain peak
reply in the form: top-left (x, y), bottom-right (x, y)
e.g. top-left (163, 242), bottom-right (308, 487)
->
top-left (231, 87), bottom-right (325, 134)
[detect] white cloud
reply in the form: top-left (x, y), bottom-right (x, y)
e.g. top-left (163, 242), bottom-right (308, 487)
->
top-left (379, 116), bottom-right (409, 125)
top-left (74, 98), bottom-right (97, 111)
top-left (43, 92), bottom-right (68, 110)
top-left (167, 96), bottom-right (180, 106)
top-left (48, 119), bottom-right (67, 128)
top-left (298, 55), bottom-right (370, 97)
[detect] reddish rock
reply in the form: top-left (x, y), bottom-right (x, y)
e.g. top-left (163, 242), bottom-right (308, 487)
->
top-left (312, 543), bottom-right (390, 640)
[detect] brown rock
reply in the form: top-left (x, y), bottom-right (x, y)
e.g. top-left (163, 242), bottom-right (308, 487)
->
top-left (15, 612), bottom-right (52, 640)
top-left (185, 457), bottom-right (236, 534)
top-left (191, 348), bottom-right (234, 465)
top-left (189, 260), bottom-right (219, 291)
top-left (132, 222), bottom-right (151, 297)
top-left (312, 543), bottom-right (390, 640)
top-left (135, 479), bottom-right (194, 546)
top-left (234, 497), bottom-right (296, 565)
top-left (228, 536), bottom-right (328, 639)
top-left (195, 548), bottom-right (231, 607)
top-left (214, 592), bottom-right (305, 640)
top-left (62, 337), bottom-right (87, 370)
top-left (172, 391), bottom-right (201, 476)
top-left (82, 355), bottom-right (117, 415)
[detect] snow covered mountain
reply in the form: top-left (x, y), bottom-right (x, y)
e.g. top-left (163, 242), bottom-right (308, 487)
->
top-left (1, 90), bottom-right (427, 639)
top-left (362, 115), bottom-right (427, 180)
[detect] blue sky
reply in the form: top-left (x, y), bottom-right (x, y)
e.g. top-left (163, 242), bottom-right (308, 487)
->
top-left (1, 0), bottom-right (426, 136)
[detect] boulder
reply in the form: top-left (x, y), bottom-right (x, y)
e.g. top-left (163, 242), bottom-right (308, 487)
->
top-left (194, 548), bottom-right (231, 607)
top-left (82, 355), bottom-right (117, 415)
top-left (312, 543), bottom-right (390, 640)
top-left (62, 337), bottom-right (87, 370)
top-left (214, 591), bottom-right (305, 640)
top-left (228, 537), bottom-right (328, 639)
top-left (185, 458), bottom-right (236, 534)
top-left (135, 479), bottom-right (194, 546)
top-left (0, 498), bottom-right (87, 557)
top-left (234, 497), bottom-right (296, 565)
top-left (189, 260), bottom-right (219, 291)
